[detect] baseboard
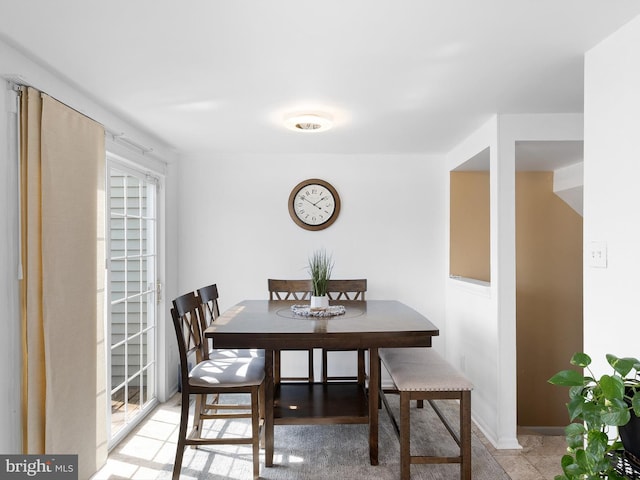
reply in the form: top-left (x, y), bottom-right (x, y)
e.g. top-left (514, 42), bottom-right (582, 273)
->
top-left (517, 425), bottom-right (566, 436)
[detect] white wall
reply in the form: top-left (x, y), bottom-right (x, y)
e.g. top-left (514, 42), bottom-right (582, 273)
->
top-left (0, 38), bottom-right (179, 453)
top-left (176, 152), bottom-right (447, 380)
top-left (584, 15), bottom-right (640, 375)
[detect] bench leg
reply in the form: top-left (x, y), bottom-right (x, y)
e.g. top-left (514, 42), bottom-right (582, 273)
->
top-left (400, 392), bottom-right (411, 480)
top-left (461, 390), bottom-right (472, 480)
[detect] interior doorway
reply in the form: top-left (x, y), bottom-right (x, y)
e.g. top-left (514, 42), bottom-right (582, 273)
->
top-left (515, 140), bottom-right (584, 430)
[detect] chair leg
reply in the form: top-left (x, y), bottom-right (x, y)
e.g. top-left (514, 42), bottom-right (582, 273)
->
top-left (173, 391), bottom-right (190, 480)
top-left (308, 349), bottom-right (315, 382)
top-left (259, 382), bottom-right (266, 448)
top-left (251, 387), bottom-right (260, 479)
top-left (322, 349), bottom-right (328, 383)
top-left (378, 358), bottom-right (383, 409)
top-left (274, 351), bottom-right (281, 384)
top-left (400, 392), bottom-right (411, 480)
top-left (191, 393), bottom-right (205, 446)
top-left (357, 349), bottom-right (366, 384)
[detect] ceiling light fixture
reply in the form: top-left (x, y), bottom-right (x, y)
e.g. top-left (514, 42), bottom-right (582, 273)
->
top-left (284, 113), bottom-right (333, 132)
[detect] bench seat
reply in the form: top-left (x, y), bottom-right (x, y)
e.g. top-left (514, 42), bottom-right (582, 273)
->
top-left (379, 347), bottom-right (473, 480)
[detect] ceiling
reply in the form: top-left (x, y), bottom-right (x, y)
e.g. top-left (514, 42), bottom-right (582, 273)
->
top-left (1, 1), bottom-right (639, 158)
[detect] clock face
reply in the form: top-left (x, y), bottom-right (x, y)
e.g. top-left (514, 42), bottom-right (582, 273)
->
top-left (288, 179), bottom-right (340, 231)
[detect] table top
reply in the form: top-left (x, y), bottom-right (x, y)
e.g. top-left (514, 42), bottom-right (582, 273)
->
top-left (204, 299), bottom-right (439, 349)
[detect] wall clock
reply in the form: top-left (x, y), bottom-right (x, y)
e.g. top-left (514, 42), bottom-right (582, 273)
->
top-left (288, 178), bottom-right (341, 231)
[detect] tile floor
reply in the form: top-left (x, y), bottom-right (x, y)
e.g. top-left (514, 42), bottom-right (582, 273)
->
top-left (482, 428), bottom-right (567, 480)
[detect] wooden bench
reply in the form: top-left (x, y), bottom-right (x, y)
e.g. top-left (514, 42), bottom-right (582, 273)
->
top-left (379, 347), bottom-right (473, 480)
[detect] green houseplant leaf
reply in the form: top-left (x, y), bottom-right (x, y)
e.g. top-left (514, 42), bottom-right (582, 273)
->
top-left (632, 393), bottom-right (640, 416)
top-left (599, 374), bottom-right (624, 401)
top-left (607, 354), bottom-right (637, 377)
top-left (549, 369), bottom-right (584, 387)
top-left (571, 352), bottom-right (592, 368)
top-left (307, 249), bottom-right (333, 297)
top-left (549, 351), bottom-right (640, 479)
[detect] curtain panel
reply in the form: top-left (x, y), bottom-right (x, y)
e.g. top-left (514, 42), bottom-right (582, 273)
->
top-left (20, 86), bottom-right (107, 478)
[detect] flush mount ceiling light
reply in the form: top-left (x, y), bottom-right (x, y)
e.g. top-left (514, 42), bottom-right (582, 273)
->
top-left (284, 113), bottom-right (333, 132)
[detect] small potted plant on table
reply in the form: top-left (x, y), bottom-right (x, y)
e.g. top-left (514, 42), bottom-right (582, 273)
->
top-left (308, 249), bottom-right (333, 310)
top-left (548, 352), bottom-right (640, 479)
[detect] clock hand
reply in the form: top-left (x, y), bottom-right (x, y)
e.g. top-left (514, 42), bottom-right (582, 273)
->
top-left (312, 196), bottom-right (328, 206)
top-left (302, 197), bottom-right (322, 209)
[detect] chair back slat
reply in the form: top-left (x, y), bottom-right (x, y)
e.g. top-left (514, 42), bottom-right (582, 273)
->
top-left (326, 279), bottom-right (367, 301)
top-left (197, 283), bottom-right (220, 328)
top-left (172, 291), bottom-right (207, 363)
top-left (322, 278), bottom-right (368, 383)
top-left (268, 279), bottom-right (312, 301)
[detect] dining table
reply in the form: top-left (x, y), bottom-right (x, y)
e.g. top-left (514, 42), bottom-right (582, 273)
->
top-left (204, 299), bottom-right (440, 467)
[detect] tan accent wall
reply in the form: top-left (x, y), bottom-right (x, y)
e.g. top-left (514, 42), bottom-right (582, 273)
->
top-left (516, 172), bottom-right (583, 427)
top-left (450, 172), bottom-right (490, 282)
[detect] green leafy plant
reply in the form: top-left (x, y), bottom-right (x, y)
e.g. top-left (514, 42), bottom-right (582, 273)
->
top-left (548, 352), bottom-right (640, 480)
top-left (308, 249), bottom-right (333, 297)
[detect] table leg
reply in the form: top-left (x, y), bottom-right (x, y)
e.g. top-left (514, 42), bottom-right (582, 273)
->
top-left (265, 348), bottom-right (274, 467)
top-left (369, 347), bottom-right (379, 465)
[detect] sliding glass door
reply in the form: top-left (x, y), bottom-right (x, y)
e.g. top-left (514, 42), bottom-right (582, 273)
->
top-left (106, 159), bottom-right (159, 444)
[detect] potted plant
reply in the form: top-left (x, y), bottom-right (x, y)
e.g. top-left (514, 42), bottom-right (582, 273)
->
top-left (548, 352), bottom-right (640, 479)
top-left (308, 249), bottom-right (333, 310)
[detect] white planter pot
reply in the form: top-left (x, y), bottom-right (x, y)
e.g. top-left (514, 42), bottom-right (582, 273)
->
top-left (310, 295), bottom-right (329, 310)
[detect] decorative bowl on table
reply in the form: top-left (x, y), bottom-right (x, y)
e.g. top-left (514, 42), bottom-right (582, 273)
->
top-left (291, 304), bottom-right (346, 317)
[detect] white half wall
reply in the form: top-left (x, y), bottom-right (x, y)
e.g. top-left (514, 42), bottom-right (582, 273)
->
top-left (446, 113), bottom-right (583, 450)
top-left (175, 152), bottom-right (447, 381)
top-left (584, 15), bottom-right (640, 375)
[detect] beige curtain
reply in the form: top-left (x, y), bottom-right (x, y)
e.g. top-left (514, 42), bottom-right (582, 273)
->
top-left (20, 87), bottom-right (107, 478)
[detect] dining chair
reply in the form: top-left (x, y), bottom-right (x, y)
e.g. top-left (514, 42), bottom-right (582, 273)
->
top-left (323, 279), bottom-right (367, 383)
top-left (196, 284), bottom-right (265, 425)
top-left (198, 283), bottom-right (264, 360)
top-left (171, 291), bottom-right (265, 480)
top-left (267, 279), bottom-right (314, 383)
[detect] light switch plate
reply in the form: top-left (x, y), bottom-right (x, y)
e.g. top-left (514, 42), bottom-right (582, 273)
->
top-left (588, 241), bottom-right (607, 268)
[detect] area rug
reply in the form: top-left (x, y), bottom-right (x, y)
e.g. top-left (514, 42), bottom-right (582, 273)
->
top-left (97, 394), bottom-right (509, 480)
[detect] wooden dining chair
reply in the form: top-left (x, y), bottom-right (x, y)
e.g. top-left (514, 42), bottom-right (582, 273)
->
top-left (267, 279), bottom-right (314, 383)
top-left (196, 284), bottom-right (265, 422)
top-left (171, 291), bottom-right (265, 480)
top-left (322, 279), bottom-right (368, 383)
top-left (198, 283), bottom-right (264, 360)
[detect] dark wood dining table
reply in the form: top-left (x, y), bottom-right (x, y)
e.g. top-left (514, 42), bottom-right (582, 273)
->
top-left (204, 299), bottom-right (439, 467)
